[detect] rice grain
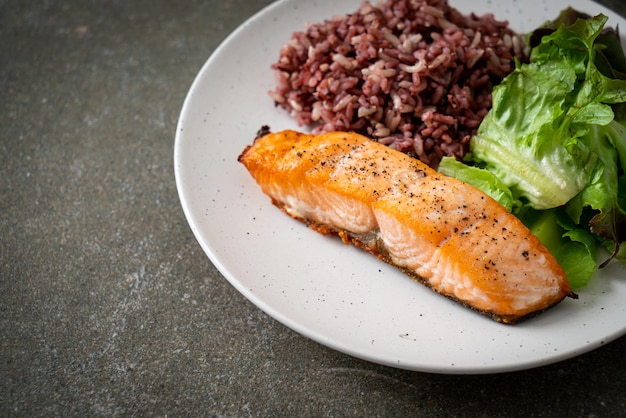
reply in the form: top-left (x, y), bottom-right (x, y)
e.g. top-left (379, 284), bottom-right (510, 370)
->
top-left (270, 0), bottom-right (528, 167)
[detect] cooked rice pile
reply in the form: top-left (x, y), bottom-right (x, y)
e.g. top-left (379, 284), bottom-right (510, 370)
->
top-left (269, 0), bottom-right (527, 167)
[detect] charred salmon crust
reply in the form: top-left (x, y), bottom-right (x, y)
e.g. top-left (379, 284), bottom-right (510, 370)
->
top-left (238, 128), bottom-right (576, 324)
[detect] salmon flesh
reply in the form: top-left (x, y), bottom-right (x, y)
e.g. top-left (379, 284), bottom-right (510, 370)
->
top-left (238, 127), bottom-right (575, 323)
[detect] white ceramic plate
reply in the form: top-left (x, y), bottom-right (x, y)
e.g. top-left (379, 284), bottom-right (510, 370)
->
top-left (175, 0), bottom-right (626, 374)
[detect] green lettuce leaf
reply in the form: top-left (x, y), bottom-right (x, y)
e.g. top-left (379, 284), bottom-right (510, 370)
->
top-left (522, 209), bottom-right (597, 290)
top-left (438, 157), bottom-right (517, 211)
top-left (566, 120), bottom-right (626, 265)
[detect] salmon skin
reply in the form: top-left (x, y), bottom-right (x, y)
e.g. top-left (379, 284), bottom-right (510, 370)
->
top-left (238, 127), bottom-right (575, 323)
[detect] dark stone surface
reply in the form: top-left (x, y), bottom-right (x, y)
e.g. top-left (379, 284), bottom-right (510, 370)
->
top-left (2, 0), bottom-right (625, 416)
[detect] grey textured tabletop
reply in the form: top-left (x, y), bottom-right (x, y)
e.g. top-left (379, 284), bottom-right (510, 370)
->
top-left (3, 0), bottom-right (626, 416)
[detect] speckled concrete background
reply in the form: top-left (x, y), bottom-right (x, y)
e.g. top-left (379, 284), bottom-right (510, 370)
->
top-left (2, 0), bottom-right (626, 416)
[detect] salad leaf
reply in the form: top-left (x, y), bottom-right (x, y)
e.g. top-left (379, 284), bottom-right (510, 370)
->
top-left (523, 209), bottom-right (597, 290)
top-left (439, 11), bottom-right (626, 287)
top-left (437, 157), bottom-right (517, 212)
top-left (529, 7), bottom-right (626, 79)
top-left (467, 57), bottom-right (600, 210)
top-left (566, 119), bottom-right (626, 265)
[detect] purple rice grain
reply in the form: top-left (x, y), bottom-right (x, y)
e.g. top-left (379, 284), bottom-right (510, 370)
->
top-left (269, 0), bottom-right (528, 168)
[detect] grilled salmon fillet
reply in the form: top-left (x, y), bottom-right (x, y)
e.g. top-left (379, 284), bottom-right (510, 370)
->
top-left (238, 127), bottom-right (575, 323)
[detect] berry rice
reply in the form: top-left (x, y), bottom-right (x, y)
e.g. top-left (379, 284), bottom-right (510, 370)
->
top-left (269, 0), bottom-right (528, 168)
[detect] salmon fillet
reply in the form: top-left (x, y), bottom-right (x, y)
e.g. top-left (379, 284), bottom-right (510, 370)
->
top-left (238, 127), bottom-right (575, 323)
